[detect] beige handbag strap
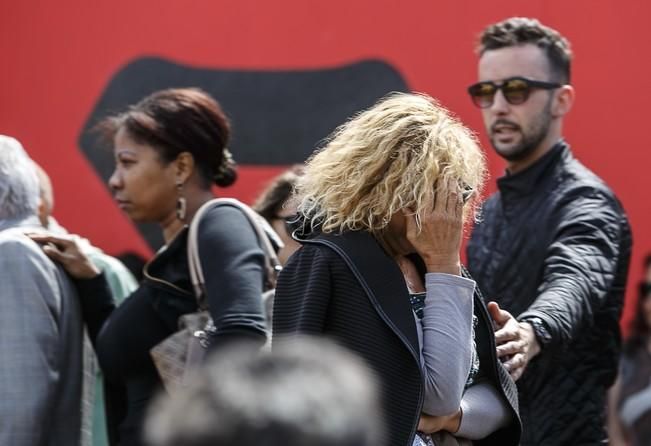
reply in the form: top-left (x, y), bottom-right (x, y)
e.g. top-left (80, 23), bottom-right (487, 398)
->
top-left (187, 197), bottom-right (282, 310)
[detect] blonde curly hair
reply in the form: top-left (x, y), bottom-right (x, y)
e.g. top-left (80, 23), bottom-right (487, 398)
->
top-left (297, 92), bottom-right (487, 234)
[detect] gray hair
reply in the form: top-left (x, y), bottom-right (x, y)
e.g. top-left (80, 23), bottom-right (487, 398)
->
top-left (146, 337), bottom-right (384, 446)
top-left (0, 135), bottom-right (40, 220)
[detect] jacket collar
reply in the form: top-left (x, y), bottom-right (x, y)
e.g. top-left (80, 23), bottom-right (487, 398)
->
top-left (496, 139), bottom-right (570, 198)
top-left (299, 230), bottom-right (421, 359)
top-left (0, 215), bottom-right (42, 232)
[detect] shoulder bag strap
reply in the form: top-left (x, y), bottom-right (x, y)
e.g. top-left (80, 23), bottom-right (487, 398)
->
top-left (187, 197), bottom-right (282, 310)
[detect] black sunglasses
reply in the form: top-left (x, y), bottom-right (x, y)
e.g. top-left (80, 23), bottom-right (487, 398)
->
top-left (467, 76), bottom-right (562, 108)
top-left (639, 282), bottom-right (651, 298)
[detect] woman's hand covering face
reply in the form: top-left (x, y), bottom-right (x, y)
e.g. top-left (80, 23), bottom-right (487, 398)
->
top-left (404, 176), bottom-right (463, 275)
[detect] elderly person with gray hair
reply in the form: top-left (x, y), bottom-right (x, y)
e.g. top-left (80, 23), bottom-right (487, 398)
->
top-left (0, 135), bottom-right (87, 446)
top-left (146, 337), bottom-right (383, 446)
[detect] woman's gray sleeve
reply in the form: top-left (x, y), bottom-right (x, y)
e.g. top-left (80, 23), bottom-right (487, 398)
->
top-left (456, 381), bottom-right (511, 439)
top-left (197, 205), bottom-right (268, 346)
top-left (419, 273), bottom-right (475, 416)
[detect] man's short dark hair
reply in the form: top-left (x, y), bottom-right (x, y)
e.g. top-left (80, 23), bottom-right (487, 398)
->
top-left (478, 17), bottom-right (572, 84)
top-left (145, 337), bottom-right (383, 446)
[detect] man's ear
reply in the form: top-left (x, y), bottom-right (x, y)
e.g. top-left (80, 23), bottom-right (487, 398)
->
top-left (552, 84), bottom-right (575, 118)
top-left (37, 199), bottom-right (49, 228)
top-left (174, 152), bottom-right (195, 184)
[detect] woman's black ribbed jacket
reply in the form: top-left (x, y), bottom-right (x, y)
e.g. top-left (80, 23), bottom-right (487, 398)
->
top-left (272, 229), bottom-right (521, 446)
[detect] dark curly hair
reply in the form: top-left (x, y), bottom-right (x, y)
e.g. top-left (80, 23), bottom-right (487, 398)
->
top-left (478, 17), bottom-right (573, 84)
top-left (624, 254), bottom-right (651, 355)
top-left (99, 88), bottom-right (237, 188)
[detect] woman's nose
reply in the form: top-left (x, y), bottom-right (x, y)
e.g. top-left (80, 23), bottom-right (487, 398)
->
top-left (108, 169), bottom-right (122, 190)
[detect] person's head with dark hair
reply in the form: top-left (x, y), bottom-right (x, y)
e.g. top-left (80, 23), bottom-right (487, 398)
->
top-left (100, 88), bottom-right (237, 237)
top-left (145, 337), bottom-right (383, 446)
top-left (26, 91), bottom-right (269, 446)
top-left (253, 165), bottom-right (304, 265)
top-left (626, 254), bottom-right (651, 353)
top-left (477, 17), bottom-right (572, 84)
top-left (467, 17), bottom-right (575, 175)
top-left (253, 166), bottom-right (303, 222)
top-left (103, 88), bottom-right (236, 189)
top-left (644, 254), bottom-right (651, 271)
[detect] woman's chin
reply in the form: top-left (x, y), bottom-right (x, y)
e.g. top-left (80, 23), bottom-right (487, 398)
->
top-left (123, 210), bottom-right (145, 223)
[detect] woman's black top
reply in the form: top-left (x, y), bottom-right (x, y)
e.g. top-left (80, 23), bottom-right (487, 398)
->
top-left (77, 205), bottom-right (268, 446)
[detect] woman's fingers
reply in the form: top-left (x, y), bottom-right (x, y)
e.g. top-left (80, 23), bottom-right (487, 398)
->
top-left (41, 243), bottom-right (69, 263)
top-left (454, 183), bottom-right (464, 219)
top-left (431, 176), bottom-right (463, 218)
top-left (28, 232), bottom-right (75, 263)
top-left (403, 208), bottom-right (417, 236)
top-left (403, 176), bottom-right (463, 275)
top-left (446, 176), bottom-right (461, 214)
top-left (432, 177), bottom-right (445, 214)
top-left (27, 232), bottom-right (76, 250)
top-left (415, 176), bottom-right (464, 226)
top-left (446, 176), bottom-right (464, 218)
top-left (433, 176), bottom-right (457, 214)
top-left (27, 232), bottom-right (100, 279)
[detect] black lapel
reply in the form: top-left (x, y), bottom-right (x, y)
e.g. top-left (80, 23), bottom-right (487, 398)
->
top-left (303, 231), bottom-right (420, 359)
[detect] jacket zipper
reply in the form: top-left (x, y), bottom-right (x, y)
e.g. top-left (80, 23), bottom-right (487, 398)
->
top-left (142, 232), bottom-right (194, 297)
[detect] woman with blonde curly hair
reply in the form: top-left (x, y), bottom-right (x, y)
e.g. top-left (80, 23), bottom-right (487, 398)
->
top-left (273, 93), bottom-right (521, 446)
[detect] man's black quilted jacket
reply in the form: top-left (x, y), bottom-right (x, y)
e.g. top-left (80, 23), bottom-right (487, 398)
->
top-left (467, 141), bottom-right (632, 446)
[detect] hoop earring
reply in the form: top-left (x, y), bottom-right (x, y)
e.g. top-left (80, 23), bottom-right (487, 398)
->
top-left (176, 182), bottom-right (187, 221)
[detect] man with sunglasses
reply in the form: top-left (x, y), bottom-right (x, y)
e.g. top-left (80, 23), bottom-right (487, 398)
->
top-left (466, 17), bottom-right (632, 445)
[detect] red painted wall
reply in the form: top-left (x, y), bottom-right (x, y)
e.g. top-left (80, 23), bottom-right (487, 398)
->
top-left (1, 0), bottom-right (648, 332)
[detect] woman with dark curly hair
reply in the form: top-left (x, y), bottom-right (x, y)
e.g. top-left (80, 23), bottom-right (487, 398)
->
top-left (31, 88), bottom-right (268, 446)
top-left (253, 165), bottom-right (304, 267)
top-left (609, 255), bottom-right (651, 446)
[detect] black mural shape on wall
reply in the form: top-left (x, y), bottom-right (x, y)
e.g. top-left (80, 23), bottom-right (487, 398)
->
top-left (79, 57), bottom-right (409, 249)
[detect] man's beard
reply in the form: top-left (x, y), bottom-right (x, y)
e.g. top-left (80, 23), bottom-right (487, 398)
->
top-left (490, 101), bottom-right (553, 163)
